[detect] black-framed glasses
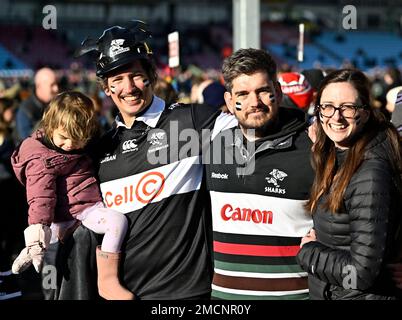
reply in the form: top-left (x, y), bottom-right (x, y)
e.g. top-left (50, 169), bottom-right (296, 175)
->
top-left (317, 103), bottom-right (365, 118)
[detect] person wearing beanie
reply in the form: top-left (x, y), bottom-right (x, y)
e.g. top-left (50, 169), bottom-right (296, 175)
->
top-left (278, 72), bottom-right (314, 111)
top-left (202, 81), bottom-right (226, 109)
top-left (301, 69), bottom-right (325, 91)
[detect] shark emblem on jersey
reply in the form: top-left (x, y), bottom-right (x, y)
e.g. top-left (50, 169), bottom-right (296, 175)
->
top-left (149, 132), bottom-right (166, 146)
top-left (266, 169), bottom-right (287, 187)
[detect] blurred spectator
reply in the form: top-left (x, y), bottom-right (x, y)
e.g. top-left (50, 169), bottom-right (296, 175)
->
top-left (190, 77), bottom-right (209, 104)
top-left (190, 78), bottom-right (227, 111)
top-left (371, 74), bottom-right (386, 106)
top-left (221, 45), bottom-right (232, 59)
top-left (0, 99), bottom-right (25, 300)
top-left (0, 82), bottom-right (21, 100)
top-left (386, 86), bottom-right (402, 114)
top-left (384, 67), bottom-right (402, 89)
top-left (154, 78), bottom-right (179, 105)
top-left (15, 68), bottom-right (59, 141)
top-left (0, 98), bottom-right (18, 144)
top-left (0, 100), bottom-right (14, 180)
top-left (301, 68), bottom-right (325, 116)
top-left (389, 87), bottom-right (402, 135)
top-left (278, 72), bottom-right (314, 112)
top-left (278, 63), bottom-right (292, 73)
top-left (377, 67), bottom-right (402, 110)
top-left (202, 81), bottom-right (226, 110)
top-left (301, 69), bottom-right (325, 91)
top-left (89, 89), bottom-right (113, 136)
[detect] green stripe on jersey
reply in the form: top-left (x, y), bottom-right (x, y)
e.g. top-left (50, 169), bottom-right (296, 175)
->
top-left (214, 260), bottom-right (305, 274)
top-left (211, 290), bottom-right (309, 300)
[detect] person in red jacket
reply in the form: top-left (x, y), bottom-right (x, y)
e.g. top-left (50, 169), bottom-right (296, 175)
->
top-left (11, 91), bottom-right (133, 300)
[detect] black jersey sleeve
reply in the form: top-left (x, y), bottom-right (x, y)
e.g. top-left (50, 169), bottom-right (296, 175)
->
top-left (190, 103), bottom-right (222, 132)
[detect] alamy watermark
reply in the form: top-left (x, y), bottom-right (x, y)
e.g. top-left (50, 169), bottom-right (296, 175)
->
top-left (144, 122), bottom-right (256, 175)
top-left (342, 5), bottom-right (357, 30)
top-left (42, 264), bottom-right (58, 290)
top-left (42, 5), bottom-right (57, 30)
top-left (342, 265), bottom-right (357, 290)
top-left (40, 4), bottom-right (357, 32)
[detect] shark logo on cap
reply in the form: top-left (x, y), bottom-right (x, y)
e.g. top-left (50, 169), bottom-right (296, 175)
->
top-left (110, 39), bottom-right (130, 57)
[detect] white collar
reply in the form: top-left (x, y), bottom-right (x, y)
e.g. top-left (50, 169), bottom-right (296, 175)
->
top-left (115, 95), bottom-right (165, 129)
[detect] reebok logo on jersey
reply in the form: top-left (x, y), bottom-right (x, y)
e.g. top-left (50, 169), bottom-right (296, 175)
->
top-left (211, 172), bottom-right (228, 180)
top-left (122, 139), bottom-right (138, 153)
top-left (221, 204), bottom-right (273, 224)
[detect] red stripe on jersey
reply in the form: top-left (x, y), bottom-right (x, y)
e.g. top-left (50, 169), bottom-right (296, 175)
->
top-left (213, 240), bottom-right (300, 257)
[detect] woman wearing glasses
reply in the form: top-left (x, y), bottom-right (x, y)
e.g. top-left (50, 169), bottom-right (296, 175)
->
top-left (297, 69), bottom-right (402, 300)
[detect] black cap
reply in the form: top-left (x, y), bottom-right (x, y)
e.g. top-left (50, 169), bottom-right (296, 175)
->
top-left (202, 82), bottom-right (226, 109)
top-left (301, 69), bottom-right (325, 91)
top-left (76, 20), bottom-right (153, 78)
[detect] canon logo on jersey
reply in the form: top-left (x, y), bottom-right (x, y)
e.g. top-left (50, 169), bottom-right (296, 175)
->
top-left (221, 204), bottom-right (273, 224)
top-left (122, 139), bottom-right (138, 153)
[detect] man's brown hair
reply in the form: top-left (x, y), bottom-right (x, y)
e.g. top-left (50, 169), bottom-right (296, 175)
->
top-left (222, 48), bottom-right (278, 92)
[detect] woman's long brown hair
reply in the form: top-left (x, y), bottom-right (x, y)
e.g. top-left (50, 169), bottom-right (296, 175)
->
top-left (306, 69), bottom-right (402, 213)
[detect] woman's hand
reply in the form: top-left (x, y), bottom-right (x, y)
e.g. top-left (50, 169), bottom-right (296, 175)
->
top-left (300, 228), bottom-right (317, 248)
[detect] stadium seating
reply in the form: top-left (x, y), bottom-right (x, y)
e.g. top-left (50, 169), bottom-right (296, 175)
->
top-left (314, 31), bottom-right (402, 69)
top-left (0, 25), bottom-right (72, 69)
top-left (0, 44), bottom-right (27, 70)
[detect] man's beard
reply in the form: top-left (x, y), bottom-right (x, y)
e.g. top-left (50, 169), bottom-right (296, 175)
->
top-left (238, 112), bottom-right (279, 138)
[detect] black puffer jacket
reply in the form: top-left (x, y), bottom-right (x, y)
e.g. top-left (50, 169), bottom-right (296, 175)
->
top-left (297, 130), bottom-right (402, 300)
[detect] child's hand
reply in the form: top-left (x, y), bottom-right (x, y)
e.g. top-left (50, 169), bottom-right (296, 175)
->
top-left (12, 224), bottom-right (51, 274)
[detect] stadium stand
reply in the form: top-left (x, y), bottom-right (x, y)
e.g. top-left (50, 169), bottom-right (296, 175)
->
top-left (0, 44), bottom-right (27, 70)
top-left (315, 31), bottom-right (402, 70)
top-left (0, 25), bottom-right (72, 69)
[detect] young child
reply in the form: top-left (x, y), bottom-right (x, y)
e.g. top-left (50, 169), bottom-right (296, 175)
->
top-left (11, 91), bottom-right (133, 300)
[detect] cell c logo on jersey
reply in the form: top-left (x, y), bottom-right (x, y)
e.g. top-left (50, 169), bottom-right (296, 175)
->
top-left (135, 172), bottom-right (165, 204)
top-left (103, 171), bottom-right (165, 208)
